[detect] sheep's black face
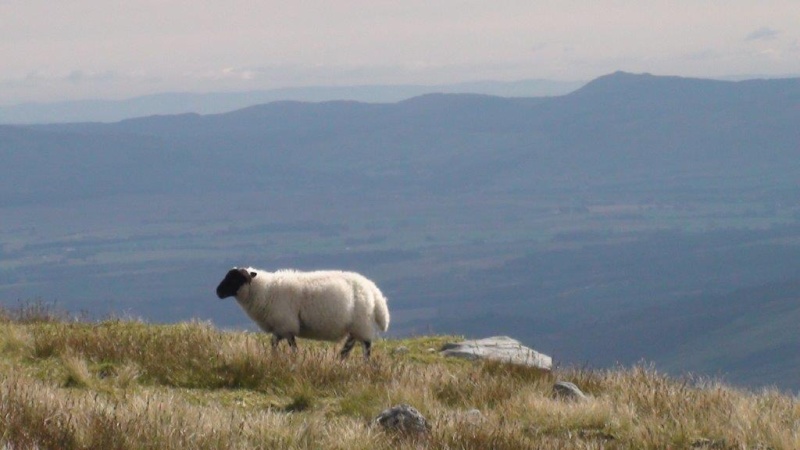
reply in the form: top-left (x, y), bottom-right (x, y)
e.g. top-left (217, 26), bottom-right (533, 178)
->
top-left (216, 268), bottom-right (255, 299)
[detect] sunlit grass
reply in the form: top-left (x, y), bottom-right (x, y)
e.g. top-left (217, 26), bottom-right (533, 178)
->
top-left (0, 305), bottom-right (797, 449)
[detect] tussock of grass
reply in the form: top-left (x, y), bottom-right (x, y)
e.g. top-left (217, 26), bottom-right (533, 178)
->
top-left (61, 352), bottom-right (93, 388)
top-left (0, 309), bottom-right (798, 449)
top-left (0, 300), bottom-right (74, 324)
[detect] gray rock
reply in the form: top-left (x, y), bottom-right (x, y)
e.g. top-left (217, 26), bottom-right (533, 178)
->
top-left (391, 346), bottom-right (409, 356)
top-left (552, 381), bottom-right (588, 401)
top-left (462, 408), bottom-right (484, 424)
top-left (375, 404), bottom-right (430, 434)
top-left (440, 336), bottom-right (552, 370)
top-left (690, 437), bottom-right (728, 449)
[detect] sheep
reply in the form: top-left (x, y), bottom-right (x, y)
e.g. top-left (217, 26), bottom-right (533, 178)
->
top-left (215, 267), bottom-right (390, 358)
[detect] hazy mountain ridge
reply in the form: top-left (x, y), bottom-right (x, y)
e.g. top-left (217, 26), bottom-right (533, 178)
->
top-left (2, 72), bottom-right (799, 390)
top-left (15, 71), bottom-right (799, 199)
top-left (0, 79), bottom-right (584, 125)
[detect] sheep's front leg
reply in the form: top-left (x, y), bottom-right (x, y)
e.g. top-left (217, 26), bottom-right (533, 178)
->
top-left (271, 334), bottom-right (283, 349)
top-left (362, 341), bottom-right (372, 360)
top-left (340, 336), bottom-right (356, 358)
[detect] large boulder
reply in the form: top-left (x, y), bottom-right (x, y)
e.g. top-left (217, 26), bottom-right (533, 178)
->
top-left (440, 336), bottom-right (552, 370)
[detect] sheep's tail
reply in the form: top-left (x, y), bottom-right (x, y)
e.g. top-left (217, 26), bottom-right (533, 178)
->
top-left (373, 291), bottom-right (390, 332)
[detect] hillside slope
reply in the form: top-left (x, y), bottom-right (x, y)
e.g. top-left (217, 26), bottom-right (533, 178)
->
top-left (1, 313), bottom-right (797, 449)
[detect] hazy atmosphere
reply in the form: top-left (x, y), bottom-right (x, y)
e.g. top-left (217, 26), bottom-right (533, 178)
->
top-left (2, 1), bottom-right (799, 104)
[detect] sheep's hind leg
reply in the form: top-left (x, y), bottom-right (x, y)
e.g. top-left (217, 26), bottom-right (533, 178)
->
top-left (340, 336), bottom-right (356, 358)
top-left (362, 341), bottom-right (372, 360)
top-left (272, 334), bottom-right (297, 352)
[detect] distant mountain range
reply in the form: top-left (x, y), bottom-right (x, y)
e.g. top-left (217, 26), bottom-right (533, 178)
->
top-left (5, 71), bottom-right (798, 205)
top-left (2, 72), bottom-right (799, 391)
top-left (0, 79), bottom-right (584, 124)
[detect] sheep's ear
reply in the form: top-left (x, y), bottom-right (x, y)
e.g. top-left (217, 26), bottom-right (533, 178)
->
top-left (250, 271), bottom-right (258, 279)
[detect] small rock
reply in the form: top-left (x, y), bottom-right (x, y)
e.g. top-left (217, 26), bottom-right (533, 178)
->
top-left (391, 346), bottom-right (409, 356)
top-left (375, 404), bottom-right (430, 434)
top-left (462, 408), bottom-right (484, 424)
top-left (552, 381), bottom-right (588, 401)
top-left (690, 437), bottom-right (728, 449)
top-left (578, 429), bottom-right (615, 441)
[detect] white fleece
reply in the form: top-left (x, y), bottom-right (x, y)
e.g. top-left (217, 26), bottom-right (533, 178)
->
top-left (234, 268), bottom-right (390, 343)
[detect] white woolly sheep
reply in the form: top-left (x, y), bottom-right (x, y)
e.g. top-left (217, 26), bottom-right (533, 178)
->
top-left (215, 267), bottom-right (390, 358)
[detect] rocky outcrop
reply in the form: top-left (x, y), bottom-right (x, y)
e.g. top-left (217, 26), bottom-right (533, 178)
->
top-left (439, 336), bottom-right (552, 370)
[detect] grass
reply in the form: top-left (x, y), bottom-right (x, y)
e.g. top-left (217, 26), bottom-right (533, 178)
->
top-left (0, 306), bottom-right (797, 449)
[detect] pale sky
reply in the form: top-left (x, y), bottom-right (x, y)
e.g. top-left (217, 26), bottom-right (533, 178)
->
top-left (1, 1), bottom-right (799, 105)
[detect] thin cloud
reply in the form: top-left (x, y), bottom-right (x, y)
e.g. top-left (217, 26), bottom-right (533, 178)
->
top-left (1, 70), bottom-right (158, 86)
top-left (65, 70), bottom-right (117, 84)
top-left (745, 27), bottom-right (780, 42)
top-left (683, 49), bottom-right (722, 61)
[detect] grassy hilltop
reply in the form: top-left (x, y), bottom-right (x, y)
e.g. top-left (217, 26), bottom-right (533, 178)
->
top-left (0, 306), bottom-right (797, 449)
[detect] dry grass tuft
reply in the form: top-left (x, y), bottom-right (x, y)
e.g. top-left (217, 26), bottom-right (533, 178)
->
top-left (0, 300), bottom-right (70, 324)
top-left (61, 352), bottom-right (93, 388)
